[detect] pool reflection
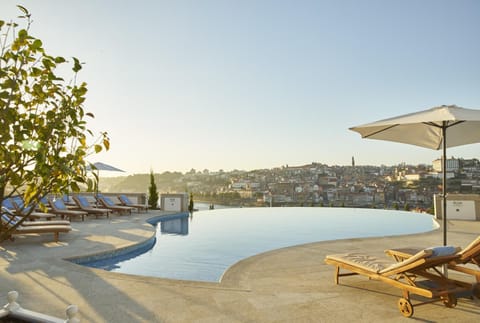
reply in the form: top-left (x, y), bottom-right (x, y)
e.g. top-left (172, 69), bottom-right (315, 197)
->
top-left (160, 213), bottom-right (189, 235)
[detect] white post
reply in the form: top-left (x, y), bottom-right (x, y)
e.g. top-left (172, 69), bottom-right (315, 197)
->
top-left (65, 304), bottom-right (80, 323)
top-left (5, 291), bottom-right (20, 311)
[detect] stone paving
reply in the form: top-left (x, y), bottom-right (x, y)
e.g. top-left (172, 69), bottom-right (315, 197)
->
top-left (1, 210), bottom-right (480, 322)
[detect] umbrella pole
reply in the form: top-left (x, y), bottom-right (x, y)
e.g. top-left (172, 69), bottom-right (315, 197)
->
top-left (442, 123), bottom-right (449, 277)
top-left (96, 169), bottom-right (99, 207)
top-left (442, 123), bottom-right (447, 246)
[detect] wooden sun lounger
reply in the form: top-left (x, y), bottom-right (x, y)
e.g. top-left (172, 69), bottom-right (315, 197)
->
top-left (117, 195), bottom-right (147, 213)
top-left (72, 196), bottom-right (111, 219)
top-left (1, 213), bottom-right (72, 243)
top-left (385, 236), bottom-right (480, 287)
top-left (3, 197), bottom-right (56, 221)
top-left (96, 195), bottom-right (133, 215)
top-left (48, 198), bottom-right (88, 222)
top-left (325, 247), bottom-right (472, 317)
top-left (1, 213), bottom-right (71, 227)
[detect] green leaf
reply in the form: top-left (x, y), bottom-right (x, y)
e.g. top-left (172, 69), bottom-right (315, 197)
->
top-left (21, 140), bottom-right (40, 151)
top-left (72, 57), bottom-right (82, 72)
top-left (55, 56), bottom-right (66, 64)
top-left (17, 5), bottom-right (29, 16)
top-left (32, 39), bottom-right (43, 50)
top-left (103, 138), bottom-right (110, 151)
top-left (94, 144), bottom-right (102, 153)
top-left (18, 29), bottom-right (28, 39)
top-left (42, 58), bottom-right (55, 70)
top-left (70, 182), bottom-right (80, 192)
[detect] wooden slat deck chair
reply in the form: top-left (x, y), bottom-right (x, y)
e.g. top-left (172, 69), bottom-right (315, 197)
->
top-left (2, 207), bottom-right (70, 227)
top-left (1, 210), bottom-right (72, 242)
top-left (324, 247), bottom-right (473, 317)
top-left (96, 194), bottom-right (133, 215)
top-left (385, 236), bottom-right (480, 296)
top-left (4, 197), bottom-right (56, 221)
top-left (48, 198), bottom-right (88, 222)
top-left (72, 195), bottom-right (111, 219)
top-left (117, 194), bottom-right (147, 213)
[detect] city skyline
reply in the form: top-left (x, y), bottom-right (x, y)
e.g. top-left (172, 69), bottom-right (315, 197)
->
top-left (2, 1), bottom-right (479, 175)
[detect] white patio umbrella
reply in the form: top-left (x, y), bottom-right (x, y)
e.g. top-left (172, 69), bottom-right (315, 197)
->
top-left (87, 162), bottom-right (125, 198)
top-left (350, 105), bottom-right (480, 246)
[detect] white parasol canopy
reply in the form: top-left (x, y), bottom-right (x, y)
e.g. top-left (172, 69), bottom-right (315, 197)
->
top-left (87, 162), bottom-right (125, 199)
top-left (350, 105), bottom-right (480, 245)
top-left (87, 162), bottom-right (125, 173)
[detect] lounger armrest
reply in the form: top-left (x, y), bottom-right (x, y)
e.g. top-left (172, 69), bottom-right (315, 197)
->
top-left (385, 248), bottom-right (422, 261)
top-left (379, 249), bottom-right (433, 275)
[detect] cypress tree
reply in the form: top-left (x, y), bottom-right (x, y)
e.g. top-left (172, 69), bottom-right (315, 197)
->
top-left (188, 192), bottom-right (194, 213)
top-left (148, 170), bottom-right (159, 209)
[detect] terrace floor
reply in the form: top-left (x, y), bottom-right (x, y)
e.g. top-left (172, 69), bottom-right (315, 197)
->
top-left (1, 210), bottom-right (480, 322)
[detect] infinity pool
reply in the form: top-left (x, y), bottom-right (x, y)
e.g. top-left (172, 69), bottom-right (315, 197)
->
top-left (81, 207), bottom-right (437, 282)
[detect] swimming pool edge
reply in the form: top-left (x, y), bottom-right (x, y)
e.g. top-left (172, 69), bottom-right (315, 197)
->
top-left (65, 212), bottom-right (188, 266)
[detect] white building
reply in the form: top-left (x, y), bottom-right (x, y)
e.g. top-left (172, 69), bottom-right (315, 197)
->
top-left (432, 158), bottom-right (459, 172)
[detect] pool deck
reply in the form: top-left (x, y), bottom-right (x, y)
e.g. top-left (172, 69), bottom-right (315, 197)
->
top-left (1, 210), bottom-right (480, 322)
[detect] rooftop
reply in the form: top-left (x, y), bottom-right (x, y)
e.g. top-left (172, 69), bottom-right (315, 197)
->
top-left (1, 210), bottom-right (480, 322)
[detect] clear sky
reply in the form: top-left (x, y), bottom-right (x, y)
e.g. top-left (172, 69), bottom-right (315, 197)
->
top-left (2, 1), bottom-right (480, 174)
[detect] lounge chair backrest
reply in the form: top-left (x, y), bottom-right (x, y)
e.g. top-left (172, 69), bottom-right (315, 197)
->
top-left (12, 196), bottom-right (24, 208)
top-left (380, 247), bottom-right (460, 275)
top-left (39, 196), bottom-right (49, 205)
top-left (11, 196), bottom-right (33, 213)
top-left (119, 195), bottom-right (130, 205)
top-left (1, 212), bottom-right (17, 227)
top-left (458, 236), bottom-right (480, 263)
top-left (76, 196), bottom-right (90, 207)
top-left (53, 199), bottom-right (67, 210)
top-left (379, 249), bottom-right (433, 274)
top-left (2, 199), bottom-right (14, 209)
top-left (2, 207), bottom-right (39, 226)
top-left (102, 196), bottom-right (115, 206)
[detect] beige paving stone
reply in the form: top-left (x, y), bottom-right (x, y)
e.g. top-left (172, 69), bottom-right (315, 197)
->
top-left (1, 211), bottom-right (479, 322)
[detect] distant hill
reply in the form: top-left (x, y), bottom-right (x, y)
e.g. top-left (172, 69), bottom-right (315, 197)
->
top-left (99, 172), bottom-right (185, 193)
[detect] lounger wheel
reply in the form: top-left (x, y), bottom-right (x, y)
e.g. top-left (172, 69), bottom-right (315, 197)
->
top-left (397, 298), bottom-right (414, 318)
top-left (442, 294), bottom-right (457, 308)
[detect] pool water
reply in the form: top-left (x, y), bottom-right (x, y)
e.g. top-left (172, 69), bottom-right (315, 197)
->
top-left (82, 207), bottom-right (437, 282)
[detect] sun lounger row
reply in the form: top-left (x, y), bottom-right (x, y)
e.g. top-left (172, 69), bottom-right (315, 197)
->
top-left (325, 238), bottom-right (480, 317)
top-left (1, 193), bottom-right (147, 242)
top-left (2, 197), bottom-right (56, 221)
top-left (1, 208), bottom-right (72, 242)
top-left (3, 193), bottom-right (147, 218)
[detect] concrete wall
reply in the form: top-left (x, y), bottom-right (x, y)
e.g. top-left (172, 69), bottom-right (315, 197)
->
top-left (434, 193), bottom-right (480, 220)
top-left (160, 193), bottom-right (189, 212)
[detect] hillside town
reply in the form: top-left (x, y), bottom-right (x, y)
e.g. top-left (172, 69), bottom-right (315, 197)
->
top-left (185, 157), bottom-right (480, 210)
top-left (105, 157), bottom-right (480, 212)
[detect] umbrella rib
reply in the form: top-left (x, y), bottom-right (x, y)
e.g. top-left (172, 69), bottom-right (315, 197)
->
top-left (422, 120), bottom-right (466, 150)
top-left (423, 120), bottom-right (465, 128)
top-left (362, 124), bottom-right (399, 138)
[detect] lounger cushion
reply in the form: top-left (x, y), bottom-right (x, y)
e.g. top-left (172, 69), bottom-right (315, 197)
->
top-left (427, 246), bottom-right (459, 257)
top-left (53, 199), bottom-right (67, 210)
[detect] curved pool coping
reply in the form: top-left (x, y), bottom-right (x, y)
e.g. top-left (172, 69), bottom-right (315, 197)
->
top-left (66, 210), bottom-right (439, 282)
top-left (66, 212), bottom-right (189, 267)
